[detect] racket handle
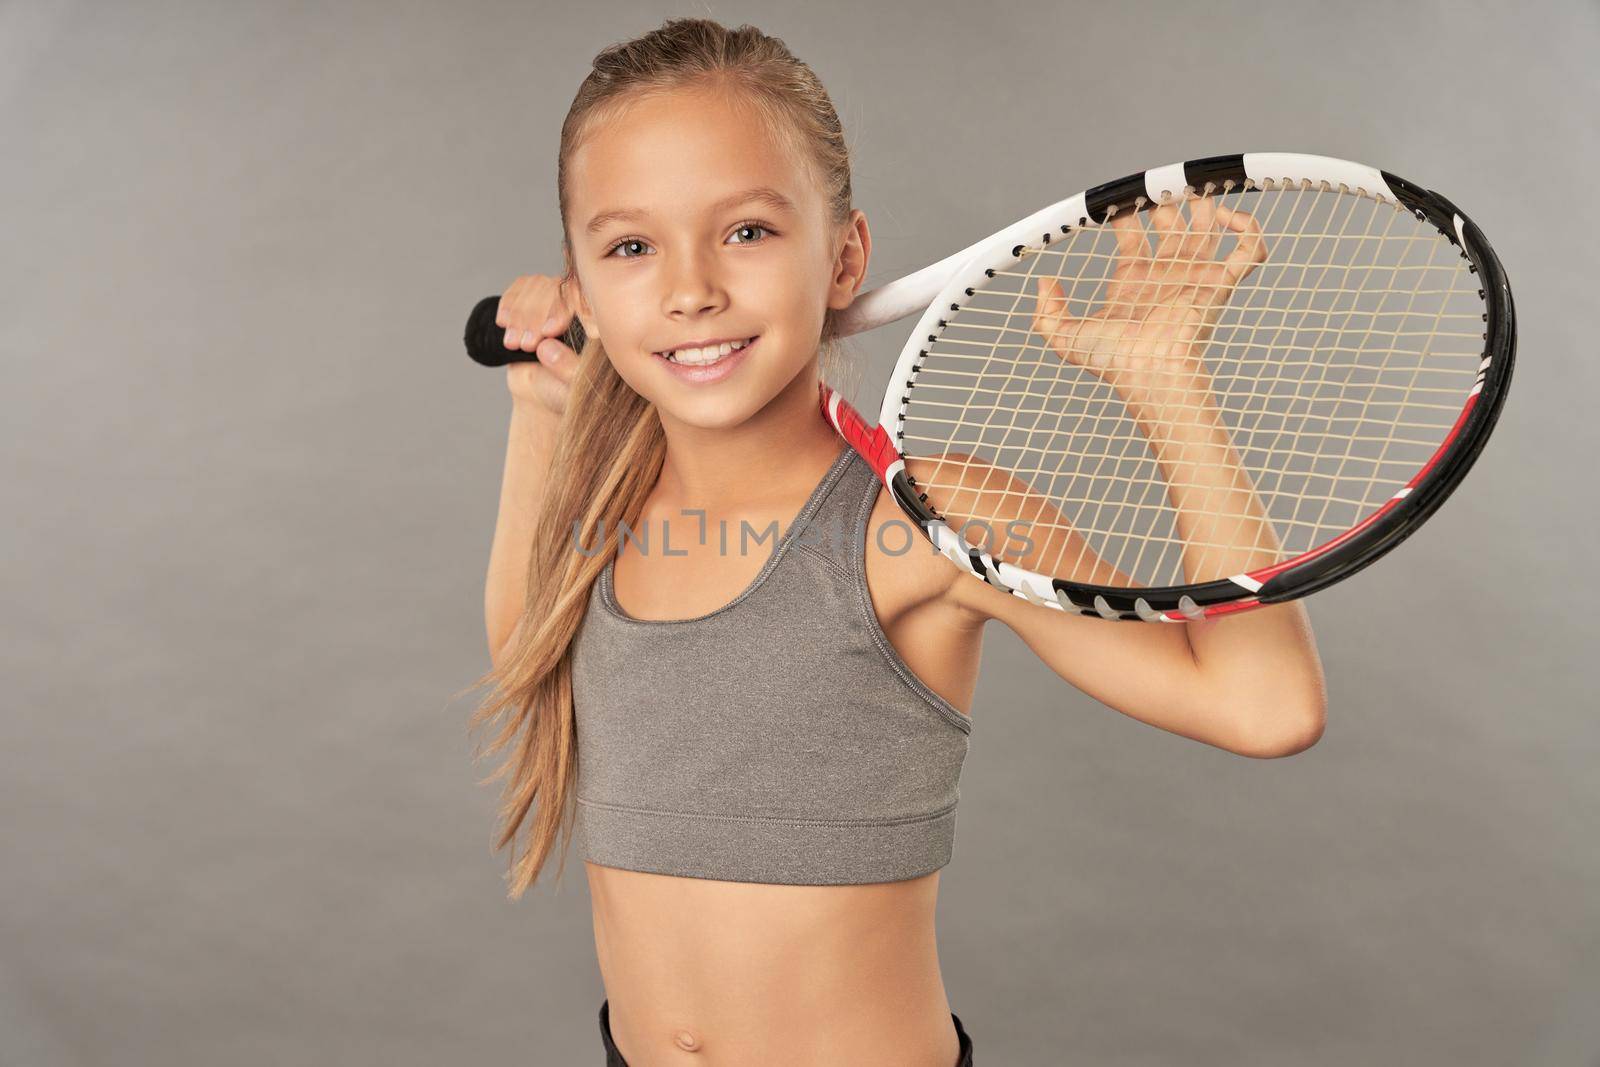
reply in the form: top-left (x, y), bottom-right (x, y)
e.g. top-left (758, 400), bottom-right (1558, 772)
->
top-left (818, 381), bottom-right (901, 479)
top-left (463, 294), bottom-right (587, 367)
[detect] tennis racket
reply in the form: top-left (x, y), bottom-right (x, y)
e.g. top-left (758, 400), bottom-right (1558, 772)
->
top-left (464, 152), bottom-right (1514, 622)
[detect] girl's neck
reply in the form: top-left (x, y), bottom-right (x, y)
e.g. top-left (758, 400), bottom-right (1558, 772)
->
top-left (654, 370), bottom-right (845, 512)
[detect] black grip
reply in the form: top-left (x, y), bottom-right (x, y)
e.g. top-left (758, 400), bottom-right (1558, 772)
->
top-left (463, 294), bottom-right (587, 367)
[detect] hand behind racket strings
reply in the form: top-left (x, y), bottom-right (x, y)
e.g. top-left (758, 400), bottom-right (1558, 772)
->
top-left (821, 153), bottom-right (1513, 621)
top-left (1033, 197), bottom-right (1267, 402)
top-left (981, 195), bottom-right (1287, 600)
top-left (466, 153), bottom-right (1515, 621)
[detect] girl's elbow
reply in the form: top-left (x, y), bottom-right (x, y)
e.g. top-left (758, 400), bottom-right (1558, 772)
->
top-left (1234, 702), bottom-right (1326, 758)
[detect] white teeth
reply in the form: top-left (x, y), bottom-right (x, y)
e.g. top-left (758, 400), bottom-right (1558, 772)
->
top-left (661, 336), bottom-right (756, 365)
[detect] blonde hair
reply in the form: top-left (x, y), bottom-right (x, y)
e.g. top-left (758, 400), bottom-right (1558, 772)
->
top-left (463, 17), bottom-right (858, 898)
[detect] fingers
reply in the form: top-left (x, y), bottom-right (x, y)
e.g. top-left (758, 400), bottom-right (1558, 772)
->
top-left (1150, 197), bottom-right (1234, 266)
top-left (536, 334), bottom-right (579, 379)
top-left (1216, 204), bottom-right (1267, 283)
top-left (1148, 202), bottom-right (1186, 261)
top-left (1034, 275), bottom-right (1066, 322)
top-left (1109, 212), bottom-right (1151, 262)
top-left (505, 333), bottom-right (579, 414)
top-left (494, 275), bottom-right (530, 332)
top-left (1179, 196), bottom-right (1220, 264)
top-left (540, 293), bottom-right (576, 346)
top-left (504, 332), bottom-right (579, 376)
top-left (1033, 276), bottom-right (1084, 360)
top-left (495, 273), bottom-right (577, 354)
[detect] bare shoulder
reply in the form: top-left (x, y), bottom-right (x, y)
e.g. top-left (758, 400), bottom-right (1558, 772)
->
top-left (891, 451), bottom-right (1064, 625)
top-left (860, 465), bottom-right (986, 633)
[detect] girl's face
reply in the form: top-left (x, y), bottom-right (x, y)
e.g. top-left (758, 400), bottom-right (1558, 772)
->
top-left (563, 85), bottom-right (868, 431)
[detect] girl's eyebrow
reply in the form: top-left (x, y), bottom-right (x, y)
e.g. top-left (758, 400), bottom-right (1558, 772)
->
top-left (584, 186), bottom-right (797, 236)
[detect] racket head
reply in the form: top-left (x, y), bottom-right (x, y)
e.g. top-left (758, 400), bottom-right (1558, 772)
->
top-left (824, 152), bottom-right (1514, 622)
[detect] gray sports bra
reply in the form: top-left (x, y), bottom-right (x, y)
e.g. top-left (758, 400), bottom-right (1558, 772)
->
top-left (570, 444), bottom-right (972, 886)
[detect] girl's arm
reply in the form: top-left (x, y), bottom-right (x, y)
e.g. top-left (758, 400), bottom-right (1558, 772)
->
top-left (1128, 391), bottom-right (1327, 756)
top-left (936, 436), bottom-right (1326, 759)
top-left (485, 401), bottom-right (561, 666)
top-left (482, 274), bottom-right (581, 669)
top-left (939, 202), bottom-right (1327, 757)
top-left (943, 396), bottom-right (1326, 758)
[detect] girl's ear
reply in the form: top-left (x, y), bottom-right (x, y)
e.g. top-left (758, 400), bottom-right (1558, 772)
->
top-left (827, 209), bottom-right (871, 312)
top-left (560, 263), bottom-right (599, 341)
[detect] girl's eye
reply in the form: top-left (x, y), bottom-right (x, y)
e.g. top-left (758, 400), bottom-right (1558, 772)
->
top-left (605, 237), bottom-right (653, 259)
top-left (603, 221), bottom-right (775, 259)
top-left (727, 221), bottom-right (774, 245)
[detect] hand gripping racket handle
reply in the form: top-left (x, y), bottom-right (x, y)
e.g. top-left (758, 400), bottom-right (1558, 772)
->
top-left (463, 294), bottom-right (588, 367)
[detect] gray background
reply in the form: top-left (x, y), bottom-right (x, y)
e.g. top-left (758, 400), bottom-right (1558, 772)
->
top-left (3, 0), bottom-right (1595, 1064)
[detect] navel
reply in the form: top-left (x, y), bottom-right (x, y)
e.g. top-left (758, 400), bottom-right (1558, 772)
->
top-left (672, 1027), bottom-right (702, 1052)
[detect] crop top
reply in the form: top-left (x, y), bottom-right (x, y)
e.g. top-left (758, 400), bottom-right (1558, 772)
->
top-left (569, 443), bottom-right (973, 886)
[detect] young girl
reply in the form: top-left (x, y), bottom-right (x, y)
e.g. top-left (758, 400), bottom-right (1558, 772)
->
top-left (470, 17), bottom-right (1327, 1066)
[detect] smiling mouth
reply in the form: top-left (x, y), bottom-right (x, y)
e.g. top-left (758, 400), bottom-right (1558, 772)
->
top-left (655, 336), bottom-right (759, 365)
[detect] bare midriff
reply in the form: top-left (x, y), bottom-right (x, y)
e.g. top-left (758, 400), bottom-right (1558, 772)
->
top-left (586, 862), bottom-right (962, 1067)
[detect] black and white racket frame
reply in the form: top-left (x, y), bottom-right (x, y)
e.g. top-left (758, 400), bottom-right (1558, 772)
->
top-left (820, 152), bottom-right (1515, 622)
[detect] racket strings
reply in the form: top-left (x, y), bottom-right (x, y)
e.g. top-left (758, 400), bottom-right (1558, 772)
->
top-left (930, 181), bottom-right (1337, 583)
top-left (1009, 181), bottom-right (1339, 583)
top-left (899, 185), bottom-right (1485, 589)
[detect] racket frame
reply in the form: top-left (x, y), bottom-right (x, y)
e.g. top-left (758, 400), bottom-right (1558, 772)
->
top-left (821, 152), bottom-right (1515, 621)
